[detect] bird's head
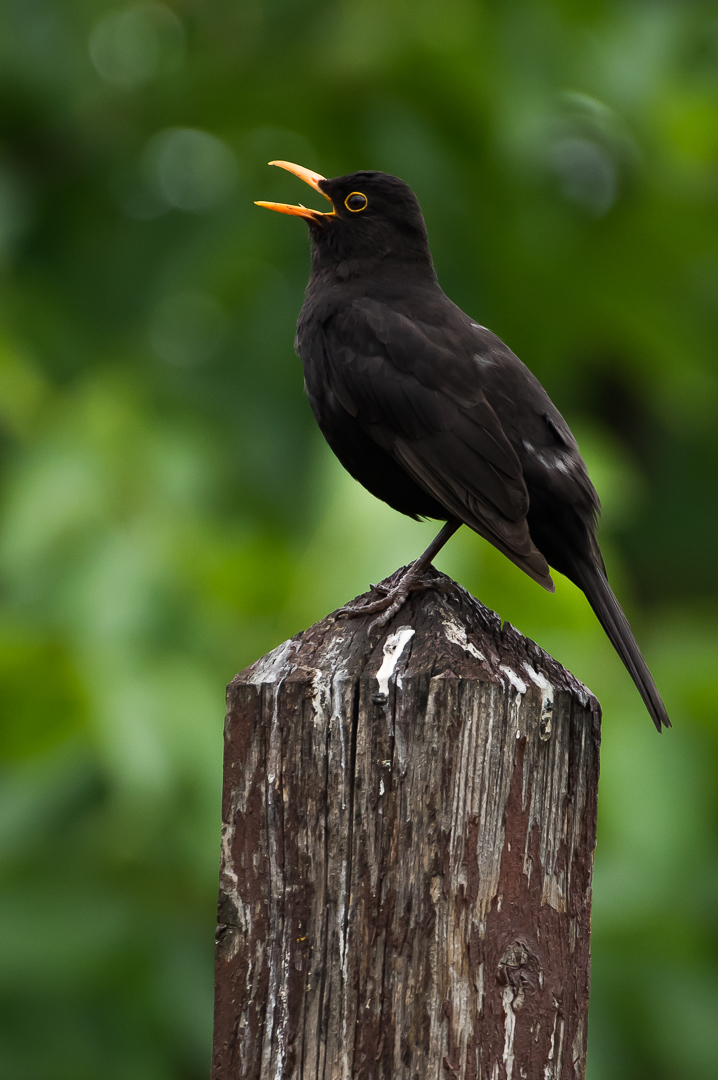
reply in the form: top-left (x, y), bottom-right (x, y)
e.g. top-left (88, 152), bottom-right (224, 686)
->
top-left (256, 161), bottom-right (434, 274)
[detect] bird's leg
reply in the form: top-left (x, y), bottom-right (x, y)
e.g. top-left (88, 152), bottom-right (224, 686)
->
top-left (337, 519), bottom-right (461, 631)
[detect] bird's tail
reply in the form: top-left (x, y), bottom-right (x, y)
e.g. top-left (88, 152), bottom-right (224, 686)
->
top-left (573, 561), bottom-right (670, 732)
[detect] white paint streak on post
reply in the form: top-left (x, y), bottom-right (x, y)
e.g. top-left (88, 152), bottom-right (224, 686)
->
top-left (523, 663), bottom-right (555, 738)
top-left (500, 665), bottom-right (528, 695)
top-left (572, 1018), bottom-right (586, 1078)
top-left (259, 684), bottom-right (284, 1080)
top-left (245, 636), bottom-right (297, 686)
top-left (442, 615), bottom-right (485, 661)
top-left (502, 985), bottom-right (517, 1080)
top-left (375, 625), bottom-right (415, 698)
top-left (555, 1018), bottom-right (566, 1079)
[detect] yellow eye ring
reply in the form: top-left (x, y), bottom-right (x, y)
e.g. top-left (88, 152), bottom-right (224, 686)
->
top-left (344, 192), bottom-right (368, 212)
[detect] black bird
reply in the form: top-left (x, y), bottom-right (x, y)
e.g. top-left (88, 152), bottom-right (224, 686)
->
top-left (257, 161), bottom-right (670, 732)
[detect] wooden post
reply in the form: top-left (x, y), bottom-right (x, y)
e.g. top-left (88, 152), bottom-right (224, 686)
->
top-left (212, 569), bottom-right (601, 1080)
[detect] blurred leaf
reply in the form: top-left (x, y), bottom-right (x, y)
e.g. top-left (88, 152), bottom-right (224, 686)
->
top-left (0, 634), bottom-right (87, 760)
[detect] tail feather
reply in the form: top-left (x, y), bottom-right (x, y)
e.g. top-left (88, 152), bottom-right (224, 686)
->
top-left (574, 562), bottom-right (670, 732)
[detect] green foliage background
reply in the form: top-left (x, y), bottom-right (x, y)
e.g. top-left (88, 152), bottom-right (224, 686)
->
top-left (0, 1), bottom-right (716, 1076)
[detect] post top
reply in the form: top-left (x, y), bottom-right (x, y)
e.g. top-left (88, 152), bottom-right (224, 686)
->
top-left (233, 568), bottom-right (598, 717)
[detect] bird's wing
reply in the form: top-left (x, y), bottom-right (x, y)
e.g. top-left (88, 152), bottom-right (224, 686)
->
top-left (322, 298), bottom-right (554, 590)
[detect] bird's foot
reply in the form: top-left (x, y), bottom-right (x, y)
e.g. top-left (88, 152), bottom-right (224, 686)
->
top-left (337, 570), bottom-right (453, 633)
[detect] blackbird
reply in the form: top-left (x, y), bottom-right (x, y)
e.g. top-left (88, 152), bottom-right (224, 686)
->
top-left (257, 161), bottom-right (670, 732)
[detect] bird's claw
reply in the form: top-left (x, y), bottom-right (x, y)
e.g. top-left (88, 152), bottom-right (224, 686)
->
top-left (336, 572), bottom-right (453, 630)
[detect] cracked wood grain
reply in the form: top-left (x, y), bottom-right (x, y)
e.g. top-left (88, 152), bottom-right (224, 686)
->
top-left (212, 569), bottom-right (601, 1080)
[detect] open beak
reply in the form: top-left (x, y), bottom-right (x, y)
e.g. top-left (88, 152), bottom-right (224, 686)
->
top-left (255, 160), bottom-right (335, 220)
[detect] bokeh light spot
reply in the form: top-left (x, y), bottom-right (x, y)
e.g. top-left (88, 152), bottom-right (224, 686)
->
top-left (143, 128), bottom-right (238, 212)
top-left (89, 3), bottom-right (184, 90)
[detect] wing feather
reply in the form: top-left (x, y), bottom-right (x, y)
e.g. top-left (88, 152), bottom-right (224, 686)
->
top-left (321, 300), bottom-right (554, 590)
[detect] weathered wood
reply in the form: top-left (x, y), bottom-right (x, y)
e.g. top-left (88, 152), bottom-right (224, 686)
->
top-left (212, 569), bottom-right (601, 1080)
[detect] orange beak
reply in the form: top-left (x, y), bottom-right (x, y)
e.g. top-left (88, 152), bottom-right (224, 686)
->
top-left (255, 160), bottom-right (335, 220)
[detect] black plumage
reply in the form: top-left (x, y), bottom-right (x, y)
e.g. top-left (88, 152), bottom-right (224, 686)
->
top-left (257, 162), bottom-right (670, 732)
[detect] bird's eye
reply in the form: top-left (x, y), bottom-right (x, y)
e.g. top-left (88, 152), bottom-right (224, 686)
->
top-left (345, 192), bottom-right (368, 212)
